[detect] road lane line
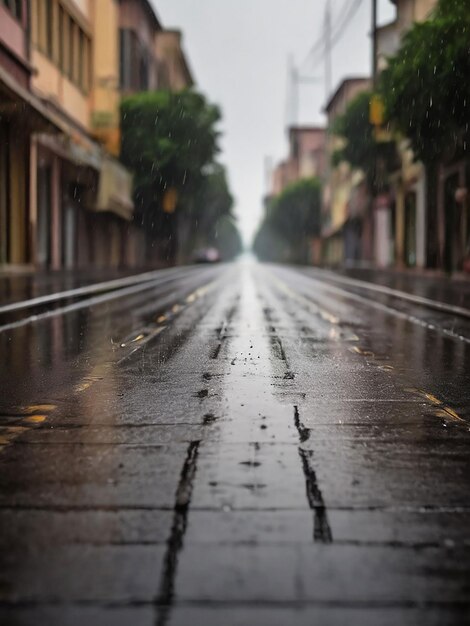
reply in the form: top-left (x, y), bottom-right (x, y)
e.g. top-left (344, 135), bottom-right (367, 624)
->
top-left (300, 268), bottom-right (470, 319)
top-left (272, 266), bottom-right (470, 345)
top-left (0, 266), bottom-right (196, 315)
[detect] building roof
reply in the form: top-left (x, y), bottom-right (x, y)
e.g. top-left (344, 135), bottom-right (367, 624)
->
top-left (288, 125), bottom-right (325, 134)
top-left (140, 0), bottom-right (163, 30)
top-left (165, 29), bottom-right (194, 86)
top-left (325, 76), bottom-right (370, 113)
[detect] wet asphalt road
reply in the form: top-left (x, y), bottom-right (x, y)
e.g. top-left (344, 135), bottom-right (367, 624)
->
top-left (0, 260), bottom-right (470, 626)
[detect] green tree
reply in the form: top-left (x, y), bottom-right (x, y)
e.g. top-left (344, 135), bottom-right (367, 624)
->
top-left (120, 90), bottom-right (222, 261)
top-left (190, 163), bottom-right (234, 238)
top-left (213, 215), bottom-right (243, 261)
top-left (380, 0), bottom-right (470, 164)
top-left (332, 90), bottom-right (398, 192)
top-left (185, 163), bottom-right (242, 259)
top-left (253, 218), bottom-right (287, 262)
top-left (379, 0), bottom-right (470, 265)
top-left (253, 177), bottom-right (322, 264)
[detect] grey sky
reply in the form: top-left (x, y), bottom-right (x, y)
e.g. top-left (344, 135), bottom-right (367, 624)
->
top-left (153, 0), bottom-right (396, 243)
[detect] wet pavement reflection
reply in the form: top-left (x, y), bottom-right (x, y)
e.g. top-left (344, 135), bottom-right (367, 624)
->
top-left (0, 260), bottom-right (469, 626)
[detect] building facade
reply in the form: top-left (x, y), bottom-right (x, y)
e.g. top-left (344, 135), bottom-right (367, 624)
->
top-left (29, 0), bottom-right (135, 271)
top-left (322, 78), bottom-right (371, 266)
top-left (270, 126), bottom-right (326, 197)
top-left (1, 0), bottom-right (195, 272)
top-left (0, 0), bottom-right (63, 266)
top-left (155, 29), bottom-right (194, 91)
top-left (375, 0), bottom-right (439, 270)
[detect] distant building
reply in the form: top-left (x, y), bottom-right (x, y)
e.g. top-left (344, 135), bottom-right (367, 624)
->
top-left (118, 1), bottom-right (193, 95)
top-left (322, 77), bottom-right (371, 266)
top-left (155, 30), bottom-right (194, 91)
top-left (118, 0), bottom-right (162, 94)
top-left (270, 126), bottom-right (325, 198)
top-left (288, 126), bottom-right (326, 181)
top-left (266, 126), bottom-right (326, 264)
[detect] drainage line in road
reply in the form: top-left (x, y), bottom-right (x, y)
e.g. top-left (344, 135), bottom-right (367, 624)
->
top-left (155, 440), bottom-right (201, 626)
top-left (294, 406), bottom-right (333, 544)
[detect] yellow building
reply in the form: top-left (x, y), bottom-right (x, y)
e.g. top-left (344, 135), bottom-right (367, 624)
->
top-left (90, 0), bottom-right (121, 157)
top-left (28, 0), bottom-right (133, 270)
top-left (0, 0), bottom-right (65, 267)
top-left (30, 0), bottom-right (92, 129)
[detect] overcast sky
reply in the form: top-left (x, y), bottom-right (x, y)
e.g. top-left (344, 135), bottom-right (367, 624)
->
top-left (153, 0), bottom-right (396, 244)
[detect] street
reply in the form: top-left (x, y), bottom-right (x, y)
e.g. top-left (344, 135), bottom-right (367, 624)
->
top-left (0, 260), bottom-right (469, 625)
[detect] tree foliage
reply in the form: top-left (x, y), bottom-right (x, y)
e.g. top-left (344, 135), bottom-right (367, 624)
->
top-left (380, 0), bottom-right (470, 163)
top-left (253, 177), bottom-right (322, 264)
top-left (213, 215), bottom-right (243, 261)
top-left (332, 90), bottom-right (398, 191)
top-left (253, 219), bottom-right (287, 263)
top-left (190, 163), bottom-right (234, 232)
top-left (120, 89), bottom-right (241, 261)
top-left (120, 89), bottom-right (220, 242)
top-left (184, 163), bottom-right (240, 258)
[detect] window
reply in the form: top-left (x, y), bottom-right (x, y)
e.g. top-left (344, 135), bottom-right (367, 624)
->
top-left (58, 5), bottom-right (66, 72)
top-left (2, 0), bottom-right (22, 21)
top-left (78, 30), bottom-right (91, 93)
top-left (69, 17), bottom-right (75, 80)
top-left (139, 52), bottom-right (149, 91)
top-left (33, 0), bottom-right (90, 92)
top-left (78, 29), bottom-right (84, 88)
top-left (119, 29), bottom-right (131, 90)
top-left (45, 0), bottom-right (53, 58)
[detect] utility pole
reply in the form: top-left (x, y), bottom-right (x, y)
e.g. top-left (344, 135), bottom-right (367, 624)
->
top-left (285, 54), bottom-right (322, 129)
top-left (372, 0), bottom-right (378, 87)
top-left (285, 54), bottom-right (297, 128)
top-left (324, 0), bottom-right (332, 104)
top-left (290, 57), bottom-right (299, 126)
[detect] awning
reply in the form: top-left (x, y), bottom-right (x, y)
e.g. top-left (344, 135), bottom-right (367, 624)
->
top-left (0, 67), bottom-right (105, 169)
top-left (0, 65), bottom-right (62, 133)
top-left (36, 132), bottom-right (103, 171)
top-left (93, 157), bottom-right (134, 221)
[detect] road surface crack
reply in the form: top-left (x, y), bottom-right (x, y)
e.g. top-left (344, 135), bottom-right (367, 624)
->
top-left (293, 406), bottom-right (333, 544)
top-left (155, 440), bottom-right (200, 625)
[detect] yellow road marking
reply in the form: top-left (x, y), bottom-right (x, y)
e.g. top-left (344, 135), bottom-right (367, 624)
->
top-left (23, 404), bottom-right (56, 413)
top-left (406, 388), bottom-right (466, 424)
top-left (75, 381), bottom-right (92, 392)
top-left (350, 346), bottom-right (375, 357)
top-left (23, 414), bottom-right (47, 424)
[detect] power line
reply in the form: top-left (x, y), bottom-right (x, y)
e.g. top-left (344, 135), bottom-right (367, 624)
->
top-left (301, 0), bottom-right (364, 73)
top-left (286, 0), bottom-right (365, 125)
top-left (300, 0), bottom-right (354, 69)
top-left (330, 0), bottom-right (364, 48)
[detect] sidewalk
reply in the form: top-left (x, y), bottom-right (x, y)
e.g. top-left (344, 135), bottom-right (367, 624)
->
top-left (328, 266), bottom-right (470, 311)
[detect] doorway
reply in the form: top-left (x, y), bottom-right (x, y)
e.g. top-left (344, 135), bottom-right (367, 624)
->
top-left (37, 166), bottom-right (52, 267)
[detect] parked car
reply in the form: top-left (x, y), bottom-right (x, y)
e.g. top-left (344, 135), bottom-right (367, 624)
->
top-left (192, 247), bottom-right (221, 264)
